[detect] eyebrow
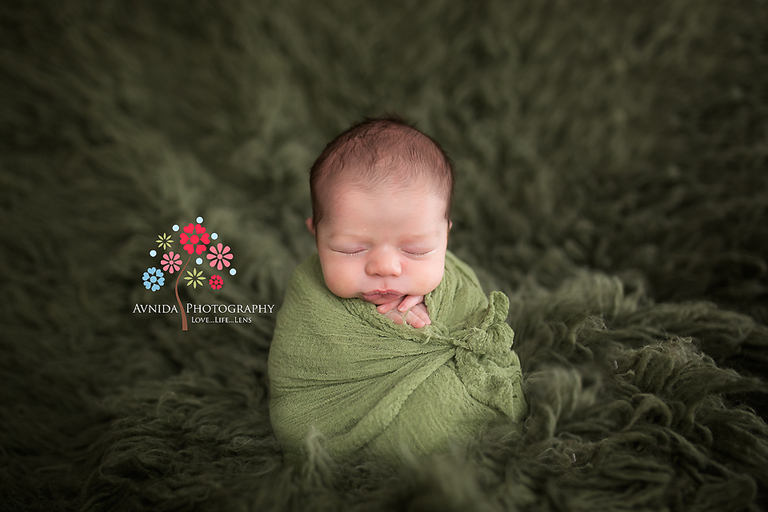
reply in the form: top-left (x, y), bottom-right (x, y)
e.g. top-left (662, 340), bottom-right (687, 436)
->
top-left (327, 231), bottom-right (439, 244)
top-left (327, 231), bottom-right (372, 241)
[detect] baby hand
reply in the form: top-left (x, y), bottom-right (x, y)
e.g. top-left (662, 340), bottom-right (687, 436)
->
top-left (376, 295), bottom-right (431, 328)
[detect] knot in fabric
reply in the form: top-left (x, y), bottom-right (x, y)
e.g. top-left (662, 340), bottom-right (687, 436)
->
top-left (461, 322), bottom-right (516, 364)
top-left (454, 292), bottom-right (515, 360)
top-left (451, 292), bottom-right (523, 417)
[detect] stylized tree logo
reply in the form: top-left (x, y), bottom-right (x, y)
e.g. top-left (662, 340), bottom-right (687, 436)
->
top-left (143, 216), bottom-right (236, 330)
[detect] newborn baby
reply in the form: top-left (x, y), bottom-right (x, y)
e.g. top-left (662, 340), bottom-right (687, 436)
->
top-left (269, 116), bottom-right (527, 465)
top-left (305, 115), bottom-right (453, 329)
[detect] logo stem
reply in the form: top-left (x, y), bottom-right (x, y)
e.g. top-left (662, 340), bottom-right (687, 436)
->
top-left (176, 255), bottom-right (193, 331)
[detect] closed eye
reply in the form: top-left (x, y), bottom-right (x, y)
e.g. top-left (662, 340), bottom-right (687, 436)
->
top-left (335, 249), bottom-right (365, 256)
top-left (403, 249), bottom-right (433, 257)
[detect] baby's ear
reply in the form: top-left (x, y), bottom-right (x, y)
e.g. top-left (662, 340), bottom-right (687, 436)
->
top-left (305, 218), bottom-right (316, 235)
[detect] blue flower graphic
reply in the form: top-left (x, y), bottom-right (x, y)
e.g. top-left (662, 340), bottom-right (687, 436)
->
top-left (142, 267), bottom-right (165, 292)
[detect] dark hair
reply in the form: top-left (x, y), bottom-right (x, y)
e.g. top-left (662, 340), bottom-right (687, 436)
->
top-left (309, 115), bottom-right (454, 229)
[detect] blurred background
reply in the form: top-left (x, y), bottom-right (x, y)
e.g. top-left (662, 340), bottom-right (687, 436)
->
top-left (1, 0), bottom-right (767, 509)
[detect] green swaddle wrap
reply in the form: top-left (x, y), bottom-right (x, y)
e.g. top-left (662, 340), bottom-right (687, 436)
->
top-left (268, 251), bottom-right (527, 464)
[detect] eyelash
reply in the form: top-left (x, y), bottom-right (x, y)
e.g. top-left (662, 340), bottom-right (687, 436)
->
top-left (336, 249), bottom-right (430, 257)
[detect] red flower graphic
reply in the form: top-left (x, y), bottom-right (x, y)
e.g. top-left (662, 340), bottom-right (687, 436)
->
top-left (207, 243), bottom-right (233, 271)
top-left (179, 223), bottom-right (210, 255)
top-left (209, 275), bottom-right (224, 290)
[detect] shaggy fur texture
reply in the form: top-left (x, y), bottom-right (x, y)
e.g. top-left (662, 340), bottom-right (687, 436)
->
top-left (1, 1), bottom-right (767, 510)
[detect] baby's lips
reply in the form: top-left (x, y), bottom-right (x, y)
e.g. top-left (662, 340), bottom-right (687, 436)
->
top-left (362, 290), bottom-right (403, 304)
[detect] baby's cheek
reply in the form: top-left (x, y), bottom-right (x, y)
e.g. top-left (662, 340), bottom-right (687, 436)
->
top-left (412, 260), bottom-right (445, 295)
top-left (322, 262), bottom-right (360, 298)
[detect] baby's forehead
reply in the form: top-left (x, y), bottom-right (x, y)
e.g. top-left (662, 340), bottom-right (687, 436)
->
top-left (324, 170), bottom-right (444, 200)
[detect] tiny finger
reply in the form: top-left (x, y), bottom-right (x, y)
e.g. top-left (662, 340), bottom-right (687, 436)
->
top-left (397, 295), bottom-right (424, 313)
top-left (384, 309), bottom-right (405, 325)
top-left (406, 311), bottom-right (426, 328)
top-left (377, 301), bottom-right (400, 314)
top-left (411, 307), bottom-right (431, 326)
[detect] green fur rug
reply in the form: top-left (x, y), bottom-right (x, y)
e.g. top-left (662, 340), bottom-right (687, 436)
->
top-left (2, 1), bottom-right (767, 510)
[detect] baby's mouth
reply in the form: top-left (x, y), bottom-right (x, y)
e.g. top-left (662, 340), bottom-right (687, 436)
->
top-left (362, 290), bottom-right (403, 304)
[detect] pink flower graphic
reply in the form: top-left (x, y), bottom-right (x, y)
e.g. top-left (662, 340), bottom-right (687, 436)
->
top-left (179, 223), bottom-right (210, 255)
top-left (161, 251), bottom-right (182, 274)
top-left (209, 275), bottom-right (223, 290)
top-left (207, 243), bottom-right (233, 271)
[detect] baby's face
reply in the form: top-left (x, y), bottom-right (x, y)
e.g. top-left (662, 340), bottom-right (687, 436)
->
top-left (309, 182), bottom-right (450, 305)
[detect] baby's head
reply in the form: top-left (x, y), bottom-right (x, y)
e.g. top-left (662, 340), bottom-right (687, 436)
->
top-left (307, 116), bottom-right (454, 304)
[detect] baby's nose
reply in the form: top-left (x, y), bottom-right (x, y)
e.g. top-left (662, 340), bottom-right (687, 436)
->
top-left (366, 249), bottom-right (401, 277)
